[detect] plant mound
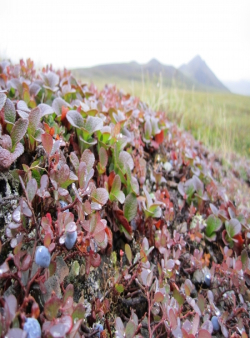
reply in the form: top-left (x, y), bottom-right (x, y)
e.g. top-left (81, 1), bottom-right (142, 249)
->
top-left (0, 59), bottom-right (250, 338)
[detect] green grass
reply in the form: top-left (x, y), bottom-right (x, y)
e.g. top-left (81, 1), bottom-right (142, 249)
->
top-left (73, 72), bottom-right (250, 159)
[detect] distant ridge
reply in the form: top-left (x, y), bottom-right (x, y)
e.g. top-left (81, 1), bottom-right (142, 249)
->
top-left (223, 79), bottom-right (250, 96)
top-left (72, 56), bottom-right (229, 92)
top-left (179, 55), bottom-right (229, 92)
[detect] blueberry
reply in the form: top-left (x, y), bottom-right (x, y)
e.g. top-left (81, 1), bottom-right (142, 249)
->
top-left (59, 200), bottom-right (69, 212)
top-left (204, 274), bottom-right (211, 287)
top-left (23, 318), bottom-right (41, 338)
top-left (211, 316), bottom-right (220, 332)
top-left (65, 231), bottom-right (77, 250)
top-left (93, 323), bottom-right (103, 338)
top-left (35, 246), bottom-right (51, 268)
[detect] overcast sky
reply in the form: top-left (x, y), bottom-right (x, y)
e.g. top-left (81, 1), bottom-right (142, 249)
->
top-left (1, 0), bottom-right (249, 81)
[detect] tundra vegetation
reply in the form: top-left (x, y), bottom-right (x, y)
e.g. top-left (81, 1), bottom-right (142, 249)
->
top-left (0, 59), bottom-right (250, 337)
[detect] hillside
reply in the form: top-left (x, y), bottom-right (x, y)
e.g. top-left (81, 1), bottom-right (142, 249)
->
top-left (72, 56), bottom-right (229, 93)
top-left (1, 59), bottom-right (250, 337)
top-left (179, 55), bottom-right (229, 92)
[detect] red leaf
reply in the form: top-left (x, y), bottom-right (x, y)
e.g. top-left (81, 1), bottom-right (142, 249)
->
top-left (90, 252), bottom-right (101, 268)
top-left (108, 171), bottom-right (116, 192)
top-left (114, 208), bottom-right (132, 235)
top-left (42, 133), bottom-right (53, 155)
top-left (155, 130), bottom-right (164, 144)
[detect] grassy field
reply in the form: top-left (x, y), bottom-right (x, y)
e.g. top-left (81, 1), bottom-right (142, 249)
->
top-left (73, 72), bottom-right (250, 159)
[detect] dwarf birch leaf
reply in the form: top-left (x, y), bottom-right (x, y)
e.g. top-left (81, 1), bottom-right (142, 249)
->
top-left (70, 152), bottom-right (79, 172)
top-left (154, 292), bottom-right (164, 303)
top-left (0, 143), bottom-right (24, 169)
top-left (58, 164), bottom-right (70, 184)
top-left (169, 308), bottom-right (177, 329)
top-left (84, 116), bottom-right (103, 134)
top-left (28, 107), bottom-right (42, 134)
top-left (115, 284), bottom-right (124, 293)
top-left (39, 103), bottom-right (54, 116)
top-left (11, 118), bottom-right (28, 146)
top-left (91, 188), bottom-right (109, 206)
top-left (173, 289), bottom-right (185, 305)
top-left (144, 118), bottom-right (152, 140)
top-left (1, 135), bottom-right (12, 151)
top-left (198, 329), bottom-right (212, 338)
top-left (44, 297), bottom-right (61, 321)
top-left (80, 149), bottom-right (95, 172)
top-left (205, 215), bottom-right (222, 237)
top-left (0, 92), bottom-right (7, 110)
top-left (131, 176), bottom-right (139, 195)
top-left (52, 97), bottom-right (71, 116)
top-left (99, 147), bottom-right (108, 167)
top-left (27, 178), bottom-right (37, 203)
top-left (17, 100), bottom-right (30, 113)
top-left (66, 110), bottom-right (85, 129)
top-left (124, 193), bottom-right (137, 222)
top-left (78, 162), bottom-right (87, 189)
top-left (125, 321), bottom-right (137, 338)
top-left (125, 244), bottom-right (132, 264)
top-left (146, 271), bottom-right (153, 287)
top-left (72, 304), bottom-right (85, 322)
top-left (227, 218), bottom-right (241, 238)
top-left (4, 98), bottom-right (16, 124)
top-left (110, 176), bottom-right (125, 203)
top-left (118, 151), bottom-right (134, 172)
top-left (115, 317), bottom-right (125, 332)
top-left (41, 133), bottom-right (53, 155)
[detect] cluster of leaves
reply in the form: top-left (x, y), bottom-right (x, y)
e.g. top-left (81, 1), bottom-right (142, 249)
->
top-left (0, 58), bottom-right (250, 337)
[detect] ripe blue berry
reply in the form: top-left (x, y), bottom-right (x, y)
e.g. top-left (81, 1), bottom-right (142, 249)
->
top-left (35, 246), bottom-right (51, 268)
top-left (65, 231), bottom-right (77, 250)
top-left (211, 316), bottom-right (220, 331)
top-left (204, 274), bottom-right (211, 287)
top-left (94, 323), bottom-right (103, 338)
top-left (23, 318), bottom-right (41, 338)
top-left (59, 200), bottom-right (69, 212)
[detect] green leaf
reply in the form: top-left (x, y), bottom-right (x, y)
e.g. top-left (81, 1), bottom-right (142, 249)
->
top-left (144, 118), bottom-right (152, 140)
top-left (241, 249), bottom-right (249, 270)
top-left (99, 147), bottom-right (108, 167)
top-left (26, 178), bottom-right (37, 202)
top-left (4, 98), bottom-right (16, 124)
top-left (66, 110), bottom-right (85, 129)
top-left (0, 92), bottom-right (7, 110)
top-left (226, 218), bottom-right (241, 238)
top-left (173, 288), bottom-right (185, 305)
top-left (205, 215), bottom-right (222, 237)
top-left (125, 244), bottom-right (132, 264)
top-left (115, 283), bottom-right (124, 293)
top-left (110, 175), bottom-right (125, 203)
top-left (44, 296), bottom-right (61, 320)
top-left (28, 107), bottom-right (42, 135)
top-left (124, 193), bottom-right (137, 222)
top-left (70, 152), bottom-right (79, 172)
top-left (84, 116), bottom-right (103, 134)
top-left (80, 149), bottom-right (95, 172)
top-left (63, 284), bottom-right (74, 304)
top-left (11, 118), bottom-right (29, 147)
top-left (91, 187), bottom-right (109, 206)
top-left (117, 151), bottom-right (134, 173)
top-left (125, 320), bottom-right (137, 338)
top-left (72, 303), bottom-right (85, 322)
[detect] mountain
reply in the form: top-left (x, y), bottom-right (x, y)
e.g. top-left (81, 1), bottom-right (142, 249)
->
top-left (72, 56), bottom-right (229, 92)
top-left (179, 55), bottom-right (229, 92)
top-left (223, 80), bottom-right (250, 96)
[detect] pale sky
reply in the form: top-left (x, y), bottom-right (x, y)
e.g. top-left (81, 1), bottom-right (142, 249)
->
top-left (1, 0), bottom-right (249, 81)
